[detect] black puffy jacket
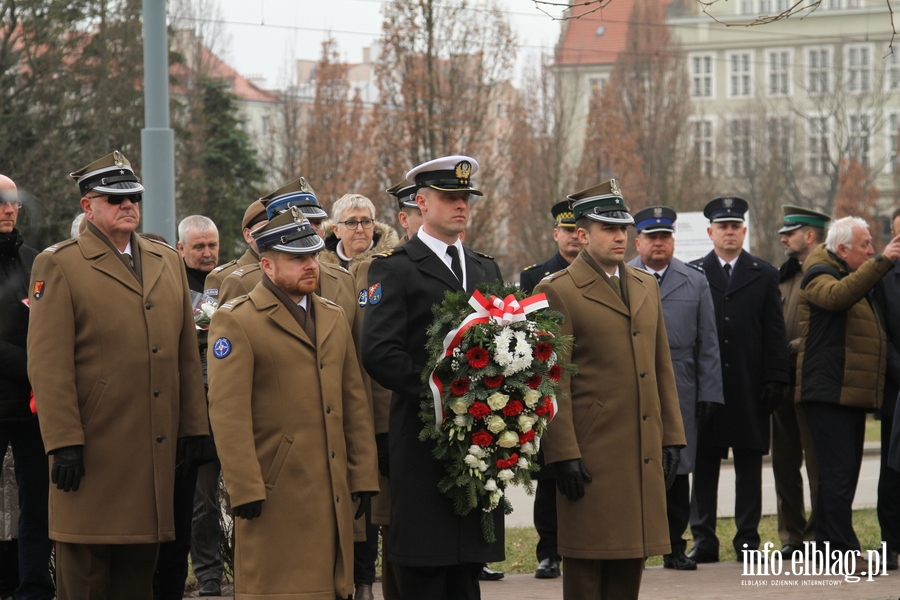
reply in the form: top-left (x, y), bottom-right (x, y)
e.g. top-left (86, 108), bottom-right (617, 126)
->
top-left (0, 229), bottom-right (38, 420)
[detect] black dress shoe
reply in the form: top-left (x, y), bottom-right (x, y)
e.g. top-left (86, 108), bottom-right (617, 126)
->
top-left (479, 566), bottom-right (505, 581)
top-left (198, 579), bottom-right (222, 597)
top-left (686, 547), bottom-right (719, 564)
top-left (779, 544), bottom-right (800, 558)
top-left (663, 550), bottom-right (697, 571)
top-left (535, 557), bottom-right (561, 579)
top-left (886, 549), bottom-right (898, 571)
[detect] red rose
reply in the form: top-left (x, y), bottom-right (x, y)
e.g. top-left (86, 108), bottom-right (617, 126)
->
top-left (483, 374), bottom-right (504, 388)
top-left (535, 397), bottom-right (552, 415)
top-left (450, 378), bottom-right (470, 396)
top-left (468, 402), bottom-right (491, 419)
top-left (502, 400), bottom-right (524, 417)
top-left (496, 453), bottom-right (519, 469)
top-left (547, 364), bottom-right (563, 382)
top-left (526, 374), bottom-right (542, 390)
top-left (466, 347), bottom-right (490, 369)
top-left (472, 430), bottom-right (494, 446)
top-left (519, 429), bottom-right (535, 444)
top-left (534, 342), bottom-right (553, 361)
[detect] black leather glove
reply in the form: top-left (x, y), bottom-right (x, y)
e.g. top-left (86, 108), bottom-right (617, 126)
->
top-left (662, 446), bottom-right (681, 491)
top-left (761, 382), bottom-right (786, 414)
top-left (553, 458), bottom-right (592, 502)
top-left (233, 500), bottom-right (264, 520)
top-left (375, 433), bottom-right (390, 479)
top-left (175, 435), bottom-right (209, 480)
top-left (697, 401), bottom-right (722, 431)
top-left (51, 445), bottom-right (85, 492)
top-left (352, 491), bottom-right (375, 520)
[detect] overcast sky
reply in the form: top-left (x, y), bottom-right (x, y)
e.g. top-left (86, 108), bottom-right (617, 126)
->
top-left (205, 0), bottom-right (566, 89)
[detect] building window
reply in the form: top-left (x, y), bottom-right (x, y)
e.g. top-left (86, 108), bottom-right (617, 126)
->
top-left (260, 115), bottom-right (271, 138)
top-left (847, 0), bottom-right (860, 6)
top-left (496, 102), bottom-right (504, 118)
top-left (728, 51), bottom-right (753, 97)
top-left (760, 0), bottom-right (771, 12)
top-left (849, 113), bottom-right (871, 167)
top-left (589, 77), bottom-right (606, 95)
top-left (888, 48), bottom-right (900, 91)
top-left (768, 116), bottom-right (792, 158)
top-left (767, 50), bottom-right (791, 96)
top-left (846, 44), bottom-right (872, 92)
top-left (690, 53), bottom-right (715, 99)
top-left (807, 47), bottom-right (831, 94)
top-left (807, 116), bottom-right (830, 175)
top-left (825, 0), bottom-right (841, 7)
top-left (729, 117), bottom-right (752, 177)
top-left (740, 0), bottom-right (753, 13)
top-left (691, 118), bottom-right (715, 177)
top-left (889, 113), bottom-right (900, 173)
top-left (775, 0), bottom-right (790, 10)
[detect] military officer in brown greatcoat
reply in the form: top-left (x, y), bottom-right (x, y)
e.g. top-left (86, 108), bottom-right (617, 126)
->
top-left (535, 179), bottom-right (685, 600)
top-left (207, 208), bottom-right (378, 600)
top-left (27, 151), bottom-right (209, 600)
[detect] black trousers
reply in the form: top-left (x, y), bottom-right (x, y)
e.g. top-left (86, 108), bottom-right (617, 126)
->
top-left (666, 474), bottom-right (690, 553)
top-left (690, 446), bottom-right (763, 556)
top-left (879, 413), bottom-right (900, 553)
top-left (353, 512), bottom-right (378, 586)
top-left (399, 563), bottom-right (481, 600)
top-left (152, 459), bottom-right (200, 600)
top-left (804, 402), bottom-right (865, 552)
top-left (533, 477), bottom-right (560, 561)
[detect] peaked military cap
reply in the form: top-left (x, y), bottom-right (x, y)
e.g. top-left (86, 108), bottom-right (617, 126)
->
top-left (70, 151), bottom-right (144, 196)
top-left (777, 205), bottom-right (831, 235)
top-left (261, 177), bottom-right (328, 220)
top-left (551, 200), bottom-right (576, 228)
top-left (568, 179), bottom-right (634, 225)
top-left (406, 155), bottom-right (483, 196)
top-left (633, 206), bottom-right (677, 234)
top-left (252, 206), bottom-right (324, 255)
top-left (703, 196), bottom-right (748, 223)
top-left (242, 200), bottom-right (268, 231)
top-left (387, 179), bottom-right (418, 210)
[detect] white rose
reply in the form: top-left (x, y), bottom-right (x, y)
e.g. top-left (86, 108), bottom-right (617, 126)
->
top-left (486, 415), bottom-right (506, 433)
top-left (464, 454), bottom-right (480, 468)
top-left (523, 389), bottom-right (541, 408)
top-left (484, 479), bottom-right (498, 492)
top-left (449, 400), bottom-right (469, 415)
top-left (497, 469), bottom-right (515, 482)
top-left (497, 431), bottom-right (519, 448)
top-left (520, 442), bottom-right (535, 455)
top-left (478, 460), bottom-right (488, 472)
top-left (517, 457), bottom-right (529, 468)
top-left (486, 392), bottom-right (509, 411)
top-left (468, 445), bottom-right (486, 458)
top-left (518, 414), bottom-right (536, 432)
top-left (454, 414), bottom-right (472, 428)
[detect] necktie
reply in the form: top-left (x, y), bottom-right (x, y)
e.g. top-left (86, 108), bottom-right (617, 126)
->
top-left (447, 245), bottom-right (463, 282)
top-left (654, 272), bottom-right (662, 284)
top-left (609, 275), bottom-right (623, 301)
top-left (723, 263), bottom-right (732, 280)
top-left (299, 303), bottom-right (316, 344)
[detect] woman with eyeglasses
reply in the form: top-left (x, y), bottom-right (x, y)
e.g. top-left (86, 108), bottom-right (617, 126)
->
top-left (321, 194), bottom-right (399, 278)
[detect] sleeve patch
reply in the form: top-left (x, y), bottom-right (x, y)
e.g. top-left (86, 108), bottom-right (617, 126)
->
top-left (32, 281), bottom-right (45, 300)
top-left (212, 337), bottom-right (232, 359)
top-left (367, 283), bottom-right (382, 305)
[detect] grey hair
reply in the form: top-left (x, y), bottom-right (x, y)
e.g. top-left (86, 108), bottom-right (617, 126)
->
top-left (178, 215), bottom-right (218, 244)
top-left (70, 213), bottom-right (85, 239)
top-left (331, 194), bottom-right (375, 225)
top-left (825, 216), bottom-right (868, 253)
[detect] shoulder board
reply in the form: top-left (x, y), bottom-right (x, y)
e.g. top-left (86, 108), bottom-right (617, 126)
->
top-left (372, 248), bottom-right (395, 259)
top-left (320, 296), bottom-right (337, 307)
top-left (220, 295), bottom-right (251, 311)
top-left (521, 263), bottom-right (540, 272)
top-left (232, 267), bottom-right (245, 277)
top-left (43, 238), bottom-right (78, 254)
top-left (686, 263), bottom-right (704, 273)
top-left (542, 270), bottom-right (567, 282)
top-left (144, 237), bottom-right (175, 251)
top-left (474, 251), bottom-right (493, 259)
top-left (335, 265), bottom-right (350, 274)
top-left (210, 260), bottom-right (238, 274)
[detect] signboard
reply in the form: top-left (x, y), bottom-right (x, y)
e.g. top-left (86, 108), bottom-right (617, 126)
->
top-left (672, 211), bottom-right (752, 263)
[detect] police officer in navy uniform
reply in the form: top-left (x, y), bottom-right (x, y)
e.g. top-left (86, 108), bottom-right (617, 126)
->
top-left (687, 197), bottom-right (789, 564)
top-left (519, 201), bottom-right (581, 295)
top-left (361, 156), bottom-right (503, 600)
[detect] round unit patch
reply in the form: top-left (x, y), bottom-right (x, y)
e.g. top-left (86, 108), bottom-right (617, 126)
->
top-left (212, 337), bottom-right (232, 359)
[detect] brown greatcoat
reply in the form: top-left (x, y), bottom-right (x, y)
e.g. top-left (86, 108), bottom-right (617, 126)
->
top-left (26, 227), bottom-right (208, 543)
top-left (207, 284), bottom-right (379, 600)
top-left (202, 248), bottom-right (258, 303)
top-left (534, 253), bottom-right (685, 560)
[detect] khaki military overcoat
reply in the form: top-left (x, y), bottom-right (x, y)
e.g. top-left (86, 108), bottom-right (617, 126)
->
top-left (535, 254), bottom-right (685, 560)
top-left (207, 283), bottom-right (379, 600)
top-left (27, 227), bottom-right (208, 543)
top-left (202, 248), bottom-right (257, 302)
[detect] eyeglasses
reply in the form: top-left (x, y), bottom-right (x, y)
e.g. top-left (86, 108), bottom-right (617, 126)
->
top-left (338, 218), bottom-right (374, 230)
top-left (86, 194), bottom-right (142, 205)
top-left (0, 199), bottom-right (22, 209)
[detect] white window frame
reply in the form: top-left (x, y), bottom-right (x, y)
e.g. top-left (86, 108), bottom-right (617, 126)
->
top-left (690, 116), bottom-right (717, 177)
top-left (689, 52), bottom-right (716, 99)
top-left (848, 111), bottom-right (873, 168)
top-left (727, 50), bottom-right (754, 98)
top-left (887, 45), bottom-right (900, 92)
top-left (766, 48), bottom-right (793, 97)
top-left (845, 43), bottom-right (874, 93)
top-left (807, 114), bottom-right (831, 175)
top-left (727, 115), bottom-right (753, 177)
top-left (805, 45), bottom-right (832, 95)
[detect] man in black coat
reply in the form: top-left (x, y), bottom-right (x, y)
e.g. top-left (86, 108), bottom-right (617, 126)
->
top-left (688, 197), bottom-right (790, 564)
top-left (361, 156), bottom-right (504, 600)
top-left (517, 200), bottom-right (580, 580)
top-left (0, 175), bottom-right (54, 600)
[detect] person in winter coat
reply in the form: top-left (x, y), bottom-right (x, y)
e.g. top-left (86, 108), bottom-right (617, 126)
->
top-left (321, 193), bottom-right (399, 278)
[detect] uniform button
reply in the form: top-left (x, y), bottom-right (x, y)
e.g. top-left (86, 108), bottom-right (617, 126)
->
top-left (725, 296), bottom-right (730, 301)
top-left (632, 329), bottom-right (638, 336)
top-left (320, 363), bottom-right (325, 369)
top-left (335, 496), bottom-right (340, 503)
top-left (644, 456), bottom-right (650, 464)
top-left (725, 316), bottom-right (730, 322)
top-left (326, 407), bottom-right (331, 414)
top-left (145, 302), bottom-right (151, 309)
top-left (640, 371), bottom-right (646, 378)
top-left (724, 363), bottom-right (730, 369)
top-left (724, 339), bottom-right (729, 344)
top-left (156, 435), bottom-right (165, 443)
top-left (331, 451), bottom-right (335, 459)
top-left (153, 390), bottom-right (160, 397)
top-left (642, 413), bottom-right (648, 420)
top-left (152, 346), bottom-right (158, 353)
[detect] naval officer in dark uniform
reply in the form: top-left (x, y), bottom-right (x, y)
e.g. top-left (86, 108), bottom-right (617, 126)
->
top-left (361, 155), bottom-right (504, 600)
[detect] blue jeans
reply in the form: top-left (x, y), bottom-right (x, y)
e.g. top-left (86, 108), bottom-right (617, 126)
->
top-left (0, 416), bottom-right (55, 600)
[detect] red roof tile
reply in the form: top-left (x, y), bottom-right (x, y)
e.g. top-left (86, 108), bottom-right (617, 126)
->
top-left (556, 0), bottom-right (665, 67)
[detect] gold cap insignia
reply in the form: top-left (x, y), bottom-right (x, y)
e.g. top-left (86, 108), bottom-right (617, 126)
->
top-left (113, 151), bottom-right (125, 167)
top-left (298, 177), bottom-right (314, 194)
top-left (455, 161), bottom-right (472, 184)
top-left (610, 179), bottom-right (621, 196)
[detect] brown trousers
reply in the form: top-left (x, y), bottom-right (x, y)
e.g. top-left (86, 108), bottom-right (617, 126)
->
top-left (56, 542), bottom-right (159, 600)
top-left (562, 557), bottom-right (644, 600)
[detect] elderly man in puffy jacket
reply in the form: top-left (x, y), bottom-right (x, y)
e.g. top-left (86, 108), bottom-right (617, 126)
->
top-left (796, 216), bottom-right (900, 566)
